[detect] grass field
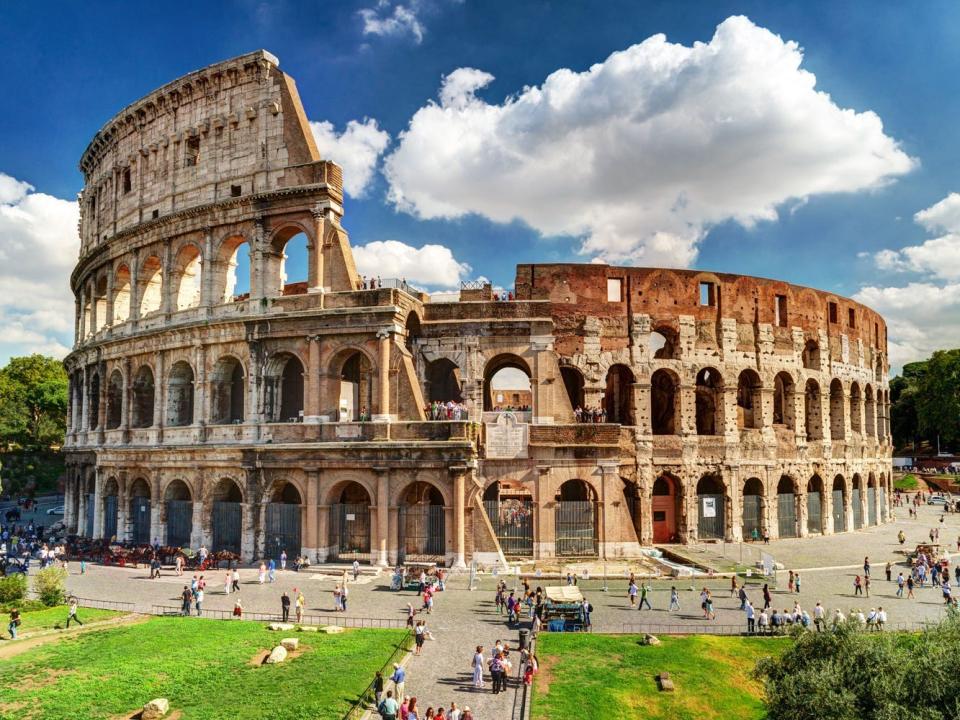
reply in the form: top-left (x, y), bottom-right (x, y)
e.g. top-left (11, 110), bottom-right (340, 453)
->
top-left (895, 474), bottom-right (919, 491)
top-left (6, 605), bottom-right (123, 636)
top-left (531, 634), bottom-right (785, 720)
top-left (0, 616), bottom-right (407, 720)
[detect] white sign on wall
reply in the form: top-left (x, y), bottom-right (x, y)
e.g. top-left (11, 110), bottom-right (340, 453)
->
top-left (702, 497), bottom-right (717, 518)
top-left (485, 412), bottom-right (529, 459)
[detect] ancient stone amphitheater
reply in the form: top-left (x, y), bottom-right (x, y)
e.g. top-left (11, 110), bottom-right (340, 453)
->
top-left (62, 51), bottom-right (893, 565)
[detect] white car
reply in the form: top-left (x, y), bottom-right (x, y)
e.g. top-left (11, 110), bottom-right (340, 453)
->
top-left (927, 496), bottom-right (948, 506)
top-left (46, 505), bottom-right (65, 515)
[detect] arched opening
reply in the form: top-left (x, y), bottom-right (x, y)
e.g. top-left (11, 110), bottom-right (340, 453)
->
top-left (650, 369), bottom-right (679, 435)
top-left (211, 356), bottom-right (245, 424)
top-left (399, 482), bottom-right (445, 562)
top-left (211, 478), bottom-right (243, 554)
top-left (163, 479), bottom-right (193, 548)
top-left (166, 361), bottom-right (195, 427)
top-left (695, 367), bottom-right (723, 435)
top-left (652, 475), bottom-right (680, 543)
top-left (851, 474), bottom-right (863, 529)
top-left (131, 366), bottom-right (155, 428)
top-left (106, 370), bottom-right (123, 429)
top-left (555, 480), bottom-right (598, 556)
top-left (804, 378), bottom-right (823, 440)
top-left (604, 364), bottom-right (635, 424)
top-left (802, 339), bottom-right (820, 370)
top-left (483, 481), bottom-right (534, 557)
top-left (82, 297), bottom-right (92, 338)
top-left (879, 472), bottom-right (888, 522)
top-left (829, 379), bottom-right (845, 441)
top-left (265, 353), bottom-right (304, 422)
top-left (173, 244), bottom-right (203, 311)
top-left (272, 229), bottom-right (309, 297)
top-left (330, 481), bottom-right (372, 561)
top-left (405, 312), bottom-right (421, 356)
top-left (650, 326), bottom-right (678, 360)
top-left (484, 354), bottom-right (532, 412)
top-left (93, 276), bottom-right (108, 332)
top-left (113, 265), bottom-right (131, 324)
top-left (807, 475), bottom-right (824, 534)
top-left (427, 358), bottom-right (463, 405)
top-left (849, 382), bottom-right (863, 435)
top-left (102, 478), bottom-right (119, 541)
top-left (83, 474), bottom-right (95, 537)
top-left (742, 478), bottom-right (764, 540)
top-left (129, 478), bottom-right (151, 545)
top-left (867, 473), bottom-right (878, 526)
top-left (832, 475), bottom-right (846, 532)
top-left (139, 255), bottom-right (163, 316)
top-left (266, 482), bottom-right (302, 560)
top-left (777, 476), bottom-right (798, 538)
top-left (216, 236), bottom-right (251, 303)
top-left (621, 479), bottom-right (642, 543)
top-left (87, 371), bottom-right (101, 431)
top-left (864, 385), bottom-right (876, 437)
top-left (696, 474), bottom-right (725, 540)
top-left (559, 365), bottom-right (584, 415)
top-left (338, 351), bottom-right (374, 421)
top-left (736, 369), bottom-right (763, 429)
top-left (773, 371), bottom-right (795, 428)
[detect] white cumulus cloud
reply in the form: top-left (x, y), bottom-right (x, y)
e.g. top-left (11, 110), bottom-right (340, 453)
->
top-left (384, 15), bottom-right (916, 267)
top-left (310, 118), bottom-right (390, 198)
top-left (351, 239), bottom-right (470, 288)
top-left (0, 172), bottom-right (80, 364)
top-left (358, 1), bottom-right (425, 44)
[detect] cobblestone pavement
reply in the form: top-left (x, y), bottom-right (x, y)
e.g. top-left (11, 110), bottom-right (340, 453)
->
top-left (58, 497), bottom-right (959, 718)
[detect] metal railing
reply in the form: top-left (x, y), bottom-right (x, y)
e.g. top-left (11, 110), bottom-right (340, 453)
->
top-left (342, 630), bottom-right (414, 720)
top-left (587, 619), bottom-right (941, 636)
top-left (148, 605), bottom-right (405, 628)
top-left (74, 597), bottom-right (136, 613)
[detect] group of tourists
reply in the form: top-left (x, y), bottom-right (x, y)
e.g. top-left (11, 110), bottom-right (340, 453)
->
top-left (426, 400), bottom-right (469, 421)
top-left (279, 589), bottom-right (306, 622)
top-left (573, 406), bottom-right (607, 423)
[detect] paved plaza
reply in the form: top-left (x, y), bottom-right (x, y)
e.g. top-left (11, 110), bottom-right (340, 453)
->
top-left (52, 496), bottom-right (958, 718)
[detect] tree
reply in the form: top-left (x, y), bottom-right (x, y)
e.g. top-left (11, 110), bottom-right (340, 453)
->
top-left (0, 355), bottom-right (68, 449)
top-left (915, 349), bottom-right (960, 450)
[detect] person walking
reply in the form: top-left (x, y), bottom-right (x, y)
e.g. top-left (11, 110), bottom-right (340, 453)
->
top-left (896, 573), bottom-right (905, 597)
top-left (794, 573), bottom-right (801, 594)
top-left (378, 690), bottom-right (398, 720)
top-left (341, 583), bottom-right (349, 612)
top-left (864, 556), bottom-right (871, 579)
top-left (353, 559), bottom-right (360, 582)
top-left (268, 558), bottom-right (276, 583)
top-left (414, 620), bottom-right (426, 656)
top-left (854, 575), bottom-right (863, 596)
top-left (195, 588), bottom-right (204, 616)
top-left (762, 583), bottom-right (772, 611)
top-left (638, 582), bottom-right (652, 611)
top-left (813, 602), bottom-right (825, 632)
top-left (281, 591), bottom-right (291, 623)
top-left (787, 571), bottom-right (795, 593)
top-left (907, 575), bottom-right (915, 599)
top-left (391, 663), bottom-right (406, 701)
top-left (231, 567), bottom-right (241, 593)
top-left (865, 576), bottom-right (871, 597)
top-left (66, 600), bottom-right (84, 628)
top-left (280, 549), bottom-right (287, 571)
top-left (258, 561), bottom-right (266, 584)
top-left (885, 561), bottom-right (892, 582)
top-left (628, 581), bottom-right (638, 607)
top-left (224, 571), bottom-right (231, 595)
top-left (745, 600), bottom-right (756, 633)
top-left (668, 586), bottom-right (681, 612)
top-left (233, 597), bottom-right (243, 619)
top-left (7, 607), bottom-right (20, 639)
top-left (472, 645), bottom-right (485, 688)
top-left (180, 586), bottom-right (192, 617)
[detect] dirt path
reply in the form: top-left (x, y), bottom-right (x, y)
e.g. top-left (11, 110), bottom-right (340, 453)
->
top-left (0, 613), bottom-right (150, 660)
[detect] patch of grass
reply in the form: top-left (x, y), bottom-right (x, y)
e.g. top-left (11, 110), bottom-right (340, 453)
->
top-left (895, 474), bottom-right (918, 491)
top-left (0, 616), bottom-right (406, 720)
top-left (531, 634), bottom-right (785, 720)
top-left (6, 605), bottom-right (122, 635)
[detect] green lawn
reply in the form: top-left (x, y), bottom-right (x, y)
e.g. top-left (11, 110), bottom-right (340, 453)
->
top-left (6, 605), bottom-right (122, 636)
top-left (0, 617), bottom-right (407, 720)
top-left (532, 634), bottom-right (785, 720)
top-left (895, 474), bottom-right (919, 491)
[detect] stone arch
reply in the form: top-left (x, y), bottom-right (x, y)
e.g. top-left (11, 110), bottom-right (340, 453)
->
top-left (736, 368), bottom-right (763, 429)
top-left (113, 264), bottom-right (132, 324)
top-left (331, 348), bottom-right (375, 421)
top-left (265, 479), bottom-right (304, 560)
top-left (102, 476), bottom-right (120, 540)
top-left (849, 382), bottom-right (863, 435)
top-left (172, 242), bottom-right (203, 311)
top-left (864, 384), bottom-right (876, 437)
top-left (210, 354), bottom-right (245, 424)
top-left (695, 367), bottom-right (724, 435)
top-left (773, 371), bottom-right (795, 429)
top-left (604, 363), bottom-right (635, 424)
top-left (829, 379), bottom-right (845, 440)
top-left (851, 473), bottom-right (864, 529)
top-left (131, 365), bottom-right (155, 428)
top-left (87, 370), bottom-right (101, 430)
top-left (271, 480), bottom-right (304, 504)
top-left (328, 478), bottom-right (376, 506)
top-left (166, 360), bottom-right (195, 427)
top-left (832, 474), bottom-right (847, 532)
top-left (807, 474), bottom-right (825, 534)
top-left (426, 357), bottom-right (463, 405)
top-left (802, 339), bottom-right (820, 370)
top-left (650, 324), bottom-right (678, 360)
top-left (139, 255), bottom-right (163, 316)
top-left (214, 234), bottom-right (251, 303)
top-left (559, 364), bottom-right (585, 413)
top-left (696, 474), bottom-right (726, 540)
top-left (129, 477), bottom-right (152, 544)
top-left (106, 369), bottom-right (123, 429)
top-left (777, 474), bottom-right (799, 538)
top-left (742, 476), bottom-right (765, 539)
top-left (804, 378), bottom-right (823, 440)
top-left (162, 478), bottom-right (193, 548)
top-left (265, 352), bottom-right (305, 422)
top-left (210, 477), bottom-right (244, 554)
top-left (399, 480), bottom-right (447, 561)
top-left (404, 311), bottom-right (422, 355)
top-left (650, 368), bottom-right (680, 435)
top-left (555, 479), bottom-right (599, 556)
top-left (484, 353), bottom-right (532, 411)
top-left (867, 471), bottom-right (878, 525)
top-left (269, 223), bottom-right (312, 297)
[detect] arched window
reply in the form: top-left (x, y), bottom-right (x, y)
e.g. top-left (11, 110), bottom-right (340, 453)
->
top-left (559, 365), bottom-right (584, 413)
top-left (427, 358), bottom-right (463, 404)
top-left (211, 356), bottom-right (245, 424)
top-left (166, 361), bottom-right (195, 427)
top-left (484, 354), bottom-right (532, 412)
top-left (267, 482), bottom-right (303, 559)
top-left (695, 367), bottom-right (723, 435)
top-left (93, 276), bottom-right (108, 332)
top-left (106, 370), bottom-right (123, 429)
top-left (268, 228), bottom-right (309, 297)
top-left (802, 340), bottom-right (820, 370)
top-left (139, 255), bottom-right (163, 316)
top-left (131, 366), bottom-right (155, 428)
top-left (864, 385), bottom-right (876, 437)
top-left (807, 475), bottom-right (824, 534)
top-left (555, 480), bottom-right (598, 556)
top-left (773, 371), bottom-right (795, 428)
top-left (173, 244), bottom-right (202, 311)
top-left (736, 369), bottom-right (762, 429)
top-left (849, 383), bottom-right (862, 434)
top-left (650, 369), bottom-right (679, 435)
top-left (696, 474), bottom-right (725, 540)
top-left (829, 379), bottom-right (845, 441)
top-left (113, 265), bottom-right (131, 324)
top-left (87, 371), bottom-right (100, 430)
top-left (216, 236), bottom-right (251, 303)
top-left (652, 474), bottom-right (680, 543)
top-left (265, 353), bottom-right (304, 422)
top-left (650, 327), bottom-right (678, 360)
top-left (742, 477), bottom-right (764, 539)
top-left (604, 364), bottom-right (635, 424)
top-left (338, 351), bottom-right (374, 421)
top-left (832, 475), bottom-right (846, 532)
top-left (804, 378), bottom-right (822, 440)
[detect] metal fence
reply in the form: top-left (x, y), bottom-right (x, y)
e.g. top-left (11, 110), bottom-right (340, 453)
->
top-left (212, 501), bottom-right (242, 554)
top-left (853, 488), bottom-right (863, 528)
top-left (329, 503), bottom-right (371, 560)
top-left (832, 489), bottom-right (846, 531)
top-left (75, 597), bottom-right (136, 612)
top-left (398, 505), bottom-right (445, 562)
top-left (148, 605), bottom-right (406, 628)
top-left (555, 501), bottom-right (597, 556)
top-left (103, 495), bottom-right (118, 540)
top-left (588, 620), bottom-right (941, 636)
top-left (485, 499), bottom-right (534, 556)
top-left (166, 500), bottom-right (193, 547)
top-left (777, 493), bottom-right (797, 537)
top-left (807, 491), bottom-right (822, 534)
top-left (266, 503), bottom-right (302, 560)
top-left (131, 496), bottom-right (151, 545)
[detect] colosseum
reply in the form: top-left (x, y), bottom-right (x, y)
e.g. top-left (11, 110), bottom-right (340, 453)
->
top-left (62, 51), bottom-right (894, 566)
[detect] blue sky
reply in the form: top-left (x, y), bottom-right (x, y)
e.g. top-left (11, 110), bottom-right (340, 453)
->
top-left (1, 1), bottom-right (960, 370)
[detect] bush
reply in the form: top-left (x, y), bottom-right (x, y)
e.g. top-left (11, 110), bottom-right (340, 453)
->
top-left (0, 574), bottom-right (27, 603)
top-left (33, 566), bottom-right (67, 607)
top-left (0, 598), bottom-right (45, 613)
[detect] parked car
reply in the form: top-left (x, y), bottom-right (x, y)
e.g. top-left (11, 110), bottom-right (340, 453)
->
top-left (928, 495), bottom-right (948, 505)
top-left (46, 505), bottom-right (65, 515)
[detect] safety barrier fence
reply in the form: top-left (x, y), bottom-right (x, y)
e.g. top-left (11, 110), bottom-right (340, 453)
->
top-left (588, 619), bottom-right (941, 635)
top-left (148, 605), bottom-right (405, 628)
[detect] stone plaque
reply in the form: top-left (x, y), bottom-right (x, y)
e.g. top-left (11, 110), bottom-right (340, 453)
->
top-left (336, 424), bottom-right (361, 439)
top-left (485, 412), bottom-right (528, 459)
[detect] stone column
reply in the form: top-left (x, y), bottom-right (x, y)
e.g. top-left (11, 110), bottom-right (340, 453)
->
top-left (74, 297), bottom-right (82, 349)
top-left (78, 288), bottom-right (87, 341)
top-left (844, 480), bottom-right (855, 534)
top-left (797, 488), bottom-right (809, 538)
top-left (97, 361), bottom-right (107, 444)
top-left (374, 328), bottom-right (392, 422)
top-left (129, 251), bottom-right (141, 326)
top-left (117, 474), bottom-right (129, 542)
top-left (153, 351), bottom-right (165, 442)
top-left (304, 469), bottom-right (320, 559)
top-left (305, 335), bottom-right (321, 423)
top-left (823, 487), bottom-right (834, 535)
top-left (201, 227), bottom-right (214, 311)
top-left (317, 503), bottom-right (331, 563)
top-left (250, 217), bottom-right (266, 301)
top-left (308, 209), bottom-right (326, 293)
top-left (161, 238), bottom-right (173, 317)
top-left (194, 344), bottom-right (207, 430)
top-left (598, 462), bottom-right (619, 558)
top-left (105, 269), bottom-right (115, 333)
top-left (77, 488), bottom-right (89, 538)
top-left (80, 365), bottom-right (89, 437)
top-left (450, 466), bottom-right (467, 568)
top-left (63, 470), bottom-right (75, 531)
top-left (633, 381), bottom-right (651, 435)
top-left (92, 470), bottom-right (105, 539)
top-left (120, 358), bottom-right (130, 439)
top-left (376, 468), bottom-right (390, 566)
top-left (190, 493), bottom-right (205, 550)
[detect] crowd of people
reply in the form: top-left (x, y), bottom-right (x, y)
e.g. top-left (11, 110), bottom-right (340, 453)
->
top-left (426, 400), bottom-right (469, 421)
top-left (573, 406), bottom-right (607, 423)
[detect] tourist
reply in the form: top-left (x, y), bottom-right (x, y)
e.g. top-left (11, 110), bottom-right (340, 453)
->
top-left (461, 708), bottom-right (473, 720)
top-left (195, 587), bottom-right (204, 616)
top-left (853, 575), bottom-right (863, 596)
top-left (863, 556), bottom-right (871, 578)
top-left (175, 554), bottom-right (184, 576)
top-left (342, 582), bottom-right (349, 612)
top-left (280, 549), bottom-right (287, 571)
top-left (638, 582), bottom-right (652, 611)
top-left (296, 589), bottom-right (305, 623)
top-left (224, 570), bottom-right (231, 594)
top-left (813, 602), bottom-right (825, 631)
top-left (794, 573), bottom-right (801, 594)
top-left (232, 567), bottom-right (241, 592)
top-left (334, 584), bottom-right (343, 612)
top-left (489, 652), bottom-right (505, 694)
top-left (414, 620), bottom-right (426, 655)
top-left (353, 558), bottom-right (360, 581)
top-left (787, 570), bottom-right (794, 593)
top-left (762, 584), bottom-right (772, 611)
top-left (258, 561), bottom-right (266, 584)
top-left (669, 586), bottom-right (681, 612)
top-left (374, 671), bottom-right (384, 707)
top-left (864, 576), bottom-right (871, 597)
top-left (876, 606), bottom-right (887, 629)
top-left (7, 607), bottom-right (20, 639)
top-left (472, 645), bottom-right (485, 688)
top-left (896, 572), bottom-right (905, 597)
top-left (407, 697), bottom-right (420, 720)
top-left (731, 575), bottom-right (739, 597)
top-left (233, 597), bottom-right (243, 619)
top-left (885, 561), bottom-right (892, 582)
top-left (180, 586), bottom-right (192, 616)
top-left (268, 558), bottom-right (277, 582)
top-left (738, 583), bottom-right (748, 609)
top-left (758, 608), bottom-right (769, 634)
top-left (281, 591), bottom-right (291, 622)
top-left (391, 663), bottom-right (406, 701)
top-left (406, 603), bottom-right (416, 628)
top-left (907, 575), bottom-right (915, 599)
top-left (379, 689), bottom-right (398, 720)
top-left (448, 702), bottom-right (461, 720)
top-left (628, 580), bottom-right (638, 606)
top-left (745, 599), bottom-right (756, 633)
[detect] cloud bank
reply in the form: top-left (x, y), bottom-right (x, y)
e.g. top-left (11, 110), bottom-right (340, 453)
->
top-left (310, 118), bottom-right (390, 197)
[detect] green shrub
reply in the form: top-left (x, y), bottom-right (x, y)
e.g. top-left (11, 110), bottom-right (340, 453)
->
top-left (33, 566), bottom-right (67, 607)
top-left (0, 598), bottom-right (44, 613)
top-left (0, 574), bottom-right (27, 603)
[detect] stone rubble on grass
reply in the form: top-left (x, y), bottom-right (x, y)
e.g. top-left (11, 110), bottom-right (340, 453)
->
top-left (643, 633), bottom-right (661, 646)
top-left (266, 645), bottom-right (288, 664)
top-left (141, 697), bottom-right (170, 719)
top-left (280, 637), bottom-right (300, 651)
top-left (657, 672), bottom-right (675, 692)
top-left (321, 625), bottom-right (345, 634)
top-left (299, 625), bottom-right (319, 632)
top-left (268, 622), bottom-right (295, 631)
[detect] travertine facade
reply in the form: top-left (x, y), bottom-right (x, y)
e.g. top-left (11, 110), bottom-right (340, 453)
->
top-left (63, 52), bottom-right (893, 565)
